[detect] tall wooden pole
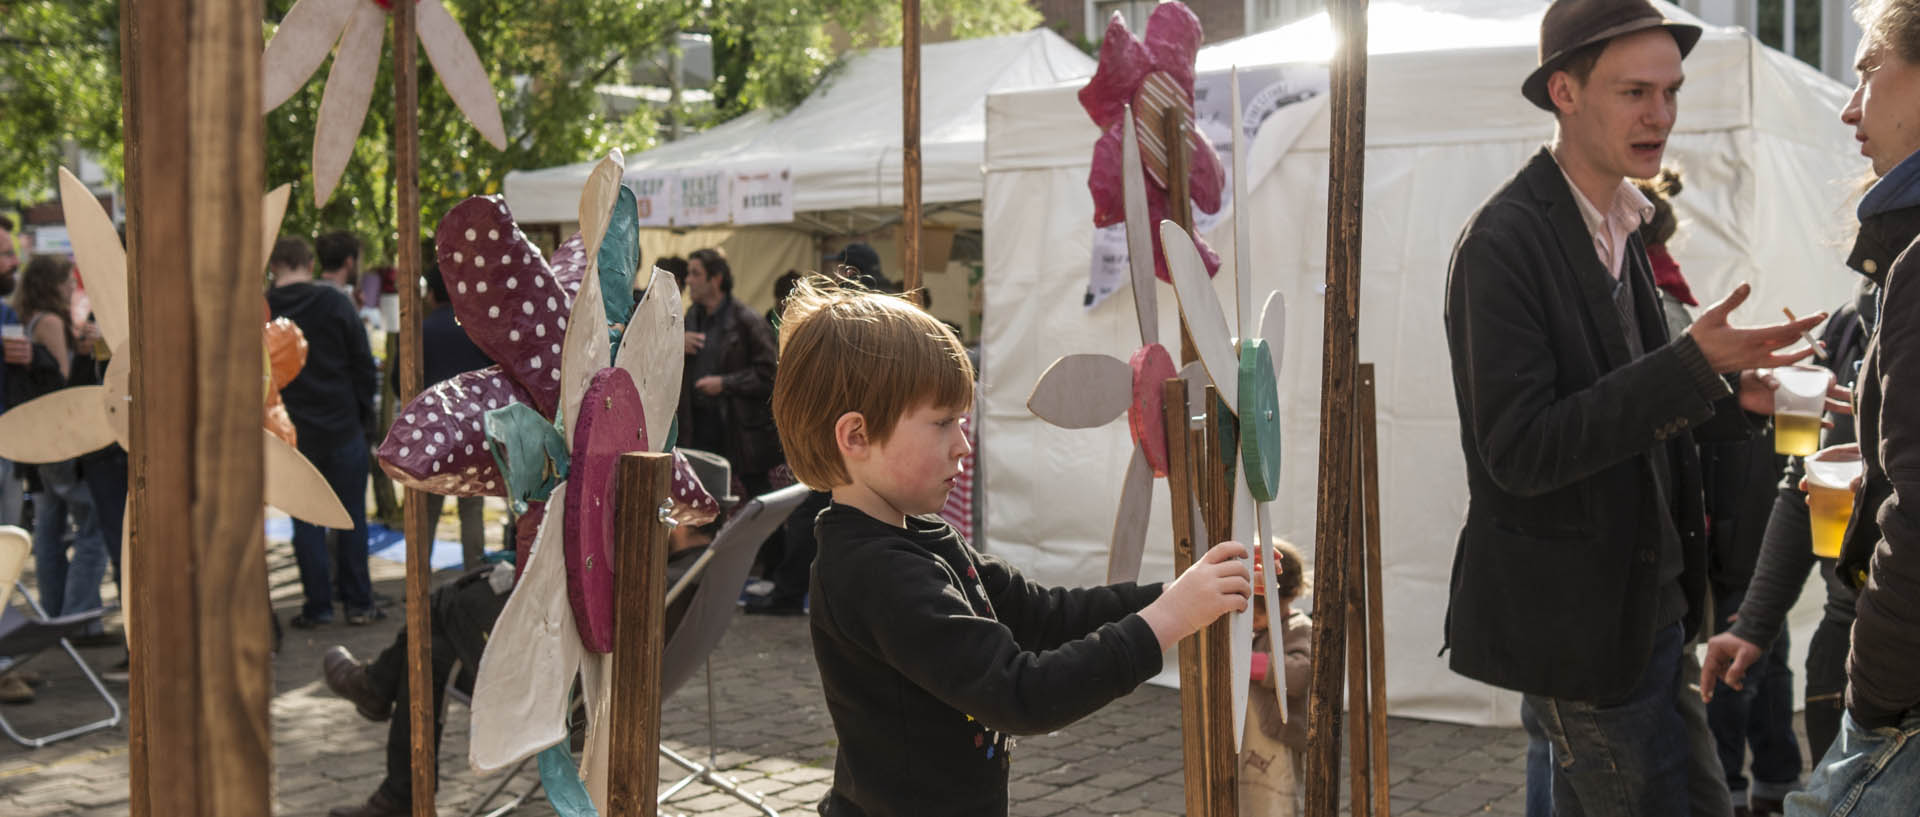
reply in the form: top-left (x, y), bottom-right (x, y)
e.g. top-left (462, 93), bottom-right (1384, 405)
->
top-left (124, 0), bottom-right (270, 814)
top-left (1198, 392), bottom-right (1238, 817)
top-left (1304, 0), bottom-right (1368, 812)
top-left (1161, 378), bottom-right (1210, 817)
top-left (901, 0), bottom-right (923, 302)
top-left (393, 2), bottom-right (436, 813)
top-left (118, 5), bottom-right (149, 813)
top-left (607, 453), bottom-right (673, 816)
top-left (1359, 363), bottom-right (1392, 817)
top-left (1163, 112), bottom-right (1198, 367)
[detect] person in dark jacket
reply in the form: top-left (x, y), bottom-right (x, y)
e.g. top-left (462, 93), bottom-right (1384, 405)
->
top-left (1780, 5), bottom-right (1920, 811)
top-left (677, 248), bottom-right (792, 609)
top-left (0, 217), bottom-right (35, 529)
top-left (1443, 1), bottom-right (1826, 814)
top-left (771, 278), bottom-right (1250, 817)
top-left (268, 236), bottom-right (380, 627)
top-left (419, 260), bottom-right (496, 568)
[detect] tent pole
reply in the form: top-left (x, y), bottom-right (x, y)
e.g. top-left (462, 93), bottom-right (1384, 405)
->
top-left (393, 1), bottom-right (437, 813)
top-left (903, 0), bottom-right (923, 302)
top-left (123, 0), bottom-right (270, 813)
top-left (1304, 0), bottom-right (1368, 812)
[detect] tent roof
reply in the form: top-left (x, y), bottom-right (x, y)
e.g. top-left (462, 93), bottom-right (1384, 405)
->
top-left (502, 29), bottom-right (1096, 224)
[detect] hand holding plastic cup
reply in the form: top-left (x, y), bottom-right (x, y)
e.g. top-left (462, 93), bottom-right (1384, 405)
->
top-left (0, 324), bottom-right (23, 342)
top-left (1770, 364), bottom-right (1834, 456)
top-left (1805, 444), bottom-right (1863, 558)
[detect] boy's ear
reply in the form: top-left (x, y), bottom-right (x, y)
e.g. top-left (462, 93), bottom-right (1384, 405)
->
top-left (834, 411), bottom-right (869, 461)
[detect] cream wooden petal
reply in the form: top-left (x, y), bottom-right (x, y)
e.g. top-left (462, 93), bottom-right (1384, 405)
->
top-left (261, 0), bottom-right (358, 113)
top-left (576, 152), bottom-right (624, 277)
top-left (577, 650), bottom-right (614, 813)
top-left (1230, 69), bottom-right (1255, 343)
top-left (558, 265), bottom-right (611, 438)
top-left (102, 343), bottom-right (130, 448)
top-left (0, 388), bottom-right (114, 464)
top-left (1258, 290), bottom-right (1285, 385)
top-left (264, 429), bottom-right (352, 529)
top-left (0, 526), bottom-right (29, 611)
top-left (1255, 500), bottom-right (1287, 722)
top-left (1027, 354), bottom-right (1130, 429)
top-left (416, 0), bottom-right (508, 150)
top-left (310, 2), bottom-right (384, 208)
top-left (612, 267), bottom-right (683, 451)
top-left (1160, 220), bottom-right (1238, 410)
top-left (263, 184), bottom-right (293, 267)
top-left (1120, 106), bottom-right (1158, 348)
top-left (1229, 473), bottom-right (1256, 752)
top-left (1106, 446), bottom-right (1153, 585)
top-left (469, 483), bottom-right (584, 773)
top-left (58, 168), bottom-right (128, 352)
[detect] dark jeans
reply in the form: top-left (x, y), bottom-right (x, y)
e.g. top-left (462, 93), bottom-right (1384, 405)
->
top-left (364, 568), bottom-right (509, 802)
top-left (1804, 560), bottom-right (1856, 761)
top-left (81, 445), bottom-right (127, 599)
top-left (769, 490), bottom-right (830, 606)
top-left (30, 459), bottom-right (109, 619)
top-left (1523, 703), bottom-right (1553, 817)
top-left (292, 435), bottom-right (372, 619)
top-left (1523, 623), bottom-right (1730, 817)
top-left (1708, 588), bottom-right (1803, 801)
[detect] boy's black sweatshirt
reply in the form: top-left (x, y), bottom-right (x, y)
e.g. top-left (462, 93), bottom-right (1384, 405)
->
top-left (809, 503), bottom-right (1164, 817)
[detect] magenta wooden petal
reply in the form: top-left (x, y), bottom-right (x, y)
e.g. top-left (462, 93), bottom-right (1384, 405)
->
top-left (1143, 1), bottom-right (1204, 93)
top-left (1076, 13), bottom-right (1151, 131)
top-left (378, 365), bottom-right (532, 496)
top-left (563, 368), bottom-right (648, 654)
top-left (549, 231), bottom-right (589, 298)
top-left (435, 196), bottom-right (573, 416)
top-left (666, 450), bottom-right (719, 528)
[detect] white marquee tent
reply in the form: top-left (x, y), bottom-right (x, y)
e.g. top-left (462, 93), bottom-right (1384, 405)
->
top-left (981, 0), bottom-right (1866, 726)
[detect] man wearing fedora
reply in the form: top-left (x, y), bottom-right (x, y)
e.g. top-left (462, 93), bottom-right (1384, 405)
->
top-left (1441, 0), bottom-right (1826, 813)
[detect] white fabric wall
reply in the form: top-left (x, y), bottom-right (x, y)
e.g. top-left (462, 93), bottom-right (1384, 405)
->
top-left (981, 2), bottom-right (1866, 725)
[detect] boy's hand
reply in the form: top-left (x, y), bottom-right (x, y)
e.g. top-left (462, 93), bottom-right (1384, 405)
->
top-left (1141, 541), bottom-right (1252, 651)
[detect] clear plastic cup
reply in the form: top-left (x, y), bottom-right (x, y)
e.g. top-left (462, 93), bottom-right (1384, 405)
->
top-left (0, 324), bottom-right (22, 342)
top-left (1805, 445), bottom-right (1864, 558)
top-left (1772, 365), bottom-right (1834, 456)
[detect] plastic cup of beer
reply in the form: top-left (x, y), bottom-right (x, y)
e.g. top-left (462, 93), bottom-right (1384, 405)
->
top-left (0, 324), bottom-right (22, 342)
top-left (1771, 365), bottom-right (1833, 456)
top-left (1805, 445), bottom-right (1863, 558)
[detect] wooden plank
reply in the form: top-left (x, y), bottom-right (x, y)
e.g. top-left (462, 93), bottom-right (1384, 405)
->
top-left (1347, 460), bottom-right (1371, 817)
top-left (1199, 388), bottom-right (1238, 817)
top-left (1359, 363), bottom-right (1392, 817)
top-left (1163, 110), bottom-right (1197, 367)
top-left (901, 0), bottom-right (922, 302)
top-left (607, 452), bottom-right (673, 816)
top-left (1305, 0), bottom-right (1368, 813)
top-left (1161, 378), bottom-right (1207, 817)
top-left (116, 4), bottom-right (148, 807)
top-left (125, 0), bottom-right (269, 813)
top-left (393, 2), bottom-right (437, 814)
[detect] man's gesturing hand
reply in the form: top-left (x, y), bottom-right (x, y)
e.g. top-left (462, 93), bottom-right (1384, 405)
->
top-left (1686, 284), bottom-right (1826, 373)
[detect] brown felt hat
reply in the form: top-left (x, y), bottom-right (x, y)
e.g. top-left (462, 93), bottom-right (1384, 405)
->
top-left (1523, 0), bottom-right (1702, 112)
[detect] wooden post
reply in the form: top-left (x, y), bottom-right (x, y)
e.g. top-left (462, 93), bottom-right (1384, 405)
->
top-left (1162, 378), bottom-right (1209, 817)
top-left (607, 453), bottom-right (673, 816)
top-left (392, 2), bottom-right (436, 813)
top-left (1199, 388), bottom-right (1238, 817)
top-left (1305, 0), bottom-right (1367, 812)
top-left (1359, 363), bottom-right (1392, 817)
top-left (1163, 111), bottom-right (1198, 367)
top-left (1346, 463), bottom-right (1371, 817)
top-left (118, 4), bottom-right (149, 813)
top-left (123, 0), bottom-right (269, 814)
top-left (901, 0), bottom-right (923, 302)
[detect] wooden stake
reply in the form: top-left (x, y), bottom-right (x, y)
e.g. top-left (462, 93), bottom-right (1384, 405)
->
top-left (1199, 388), bottom-right (1238, 817)
top-left (1359, 363), bottom-right (1392, 817)
top-left (1162, 378), bottom-right (1208, 817)
top-left (392, 2), bottom-right (435, 813)
top-left (118, 4), bottom-right (149, 813)
top-left (901, 0), bottom-right (923, 302)
top-left (124, 0), bottom-right (269, 813)
top-left (1305, 0), bottom-right (1367, 812)
top-left (1346, 461), bottom-right (1371, 817)
top-left (607, 452), bottom-right (673, 816)
top-left (1163, 110), bottom-right (1198, 367)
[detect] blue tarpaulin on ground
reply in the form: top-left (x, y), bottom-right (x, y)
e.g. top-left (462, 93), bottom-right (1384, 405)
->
top-left (264, 517), bottom-right (468, 571)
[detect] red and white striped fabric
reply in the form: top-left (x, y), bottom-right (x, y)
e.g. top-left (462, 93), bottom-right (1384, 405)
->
top-left (939, 409), bottom-right (976, 542)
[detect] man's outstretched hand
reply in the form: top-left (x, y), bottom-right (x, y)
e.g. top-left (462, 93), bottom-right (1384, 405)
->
top-left (1687, 284), bottom-right (1826, 373)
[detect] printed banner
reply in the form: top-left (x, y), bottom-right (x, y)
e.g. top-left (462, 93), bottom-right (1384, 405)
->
top-left (731, 168), bottom-right (794, 226)
top-left (626, 173), bottom-right (675, 227)
top-left (674, 169), bottom-right (731, 226)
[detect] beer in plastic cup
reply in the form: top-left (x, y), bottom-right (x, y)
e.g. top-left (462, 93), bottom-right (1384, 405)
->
top-left (1771, 365), bottom-right (1833, 456)
top-left (0, 324), bottom-right (22, 342)
top-left (1805, 445), bottom-right (1863, 559)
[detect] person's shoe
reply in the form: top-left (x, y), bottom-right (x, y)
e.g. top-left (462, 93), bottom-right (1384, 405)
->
top-left (321, 646), bottom-right (392, 722)
top-left (344, 607), bottom-right (388, 626)
top-left (1751, 796), bottom-right (1785, 817)
top-left (9, 669), bottom-right (44, 687)
top-left (742, 596), bottom-right (806, 617)
top-left (0, 673), bottom-right (33, 704)
top-left (290, 612), bottom-right (333, 629)
top-left (327, 788), bottom-right (408, 817)
top-left (100, 654), bottom-right (130, 684)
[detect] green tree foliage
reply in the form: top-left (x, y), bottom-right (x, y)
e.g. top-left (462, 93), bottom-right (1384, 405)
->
top-left (3, 0), bottom-right (1039, 264)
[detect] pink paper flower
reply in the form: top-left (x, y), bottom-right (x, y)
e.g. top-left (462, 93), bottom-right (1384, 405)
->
top-left (1078, 3), bottom-right (1225, 281)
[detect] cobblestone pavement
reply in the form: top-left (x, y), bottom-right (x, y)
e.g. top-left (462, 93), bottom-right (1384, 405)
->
top-left (4, 526), bottom-right (1556, 817)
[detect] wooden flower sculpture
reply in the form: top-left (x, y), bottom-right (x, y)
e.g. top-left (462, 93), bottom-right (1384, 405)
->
top-left (374, 152), bottom-right (692, 811)
top-left (262, 0), bottom-right (508, 206)
top-left (1078, 1), bottom-right (1225, 282)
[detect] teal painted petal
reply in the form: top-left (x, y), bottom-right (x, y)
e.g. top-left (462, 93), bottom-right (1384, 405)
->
top-left (536, 744), bottom-right (600, 817)
top-left (664, 415), bottom-right (679, 452)
top-left (599, 186), bottom-right (640, 330)
top-left (483, 403), bottom-right (572, 515)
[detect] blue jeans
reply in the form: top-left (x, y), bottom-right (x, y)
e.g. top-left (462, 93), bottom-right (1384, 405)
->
top-left (1708, 590), bottom-right (1803, 802)
top-left (1523, 623), bottom-right (1730, 817)
top-left (291, 435), bottom-right (371, 619)
top-left (1786, 711), bottom-right (1920, 816)
top-left (30, 459), bottom-right (110, 618)
top-left (0, 458), bottom-right (24, 529)
top-left (1524, 703), bottom-right (1553, 817)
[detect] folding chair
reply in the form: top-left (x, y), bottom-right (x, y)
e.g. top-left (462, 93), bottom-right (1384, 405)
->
top-left (0, 525), bottom-right (123, 748)
top-left (655, 483), bottom-right (810, 817)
